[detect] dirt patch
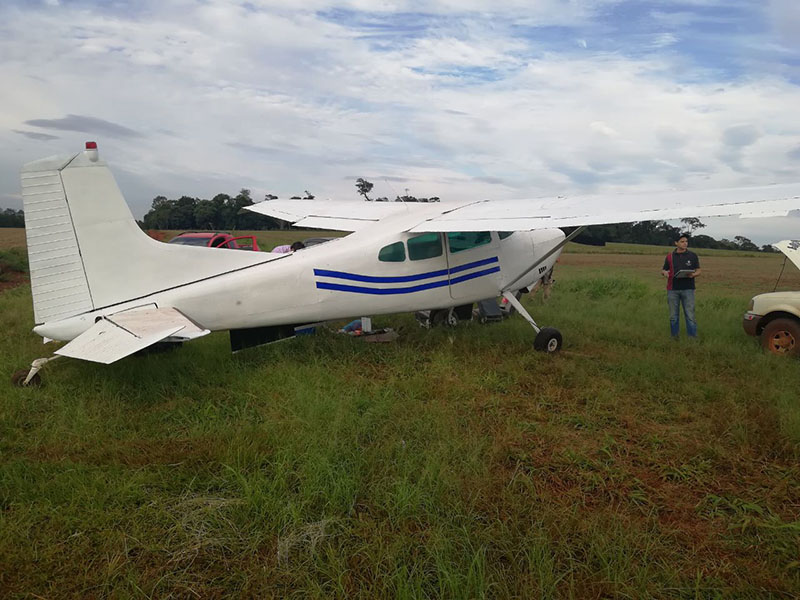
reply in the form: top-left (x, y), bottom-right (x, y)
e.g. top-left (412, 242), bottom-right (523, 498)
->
top-left (0, 228), bottom-right (26, 250)
top-left (0, 272), bottom-right (27, 293)
top-left (25, 436), bottom-right (225, 467)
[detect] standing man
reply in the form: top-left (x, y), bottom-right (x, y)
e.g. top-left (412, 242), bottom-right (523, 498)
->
top-left (662, 233), bottom-right (701, 338)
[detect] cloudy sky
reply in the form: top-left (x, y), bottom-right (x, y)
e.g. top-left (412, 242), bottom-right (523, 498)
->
top-left (1, 0), bottom-right (799, 243)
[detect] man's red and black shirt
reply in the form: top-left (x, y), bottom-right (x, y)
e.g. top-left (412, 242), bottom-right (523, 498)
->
top-left (663, 250), bottom-right (700, 290)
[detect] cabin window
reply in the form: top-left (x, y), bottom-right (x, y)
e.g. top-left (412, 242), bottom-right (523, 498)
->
top-left (447, 231), bottom-right (492, 254)
top-left (498, 231), bottom-right (514, 240)
top-left (407, 233), bottom-right (443, 261)
top-left (378, 241), bottom-right (406, 262)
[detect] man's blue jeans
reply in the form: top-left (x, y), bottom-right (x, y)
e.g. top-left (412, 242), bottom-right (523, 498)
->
top-left (667, 289), bottom-right (697, 337)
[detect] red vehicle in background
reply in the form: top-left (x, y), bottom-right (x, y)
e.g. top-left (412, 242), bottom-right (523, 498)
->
top-left (167, 232), bottom-right (261, 251)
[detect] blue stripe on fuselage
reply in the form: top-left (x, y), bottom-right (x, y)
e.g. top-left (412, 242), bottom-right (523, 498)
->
top-left (449, 266), bottom-right (501, 286)
top-left (314, 256), bottom-right (498, 284)
top-left (313, 267), bottom-right (448, 284)
top-left (314, 257), bottom-right (500, 295)
top-left (316, 279), bottom-right (450, 295)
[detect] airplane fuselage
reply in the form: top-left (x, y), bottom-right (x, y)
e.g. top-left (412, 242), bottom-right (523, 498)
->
top-left (34, 214), bottom-right (565, 342)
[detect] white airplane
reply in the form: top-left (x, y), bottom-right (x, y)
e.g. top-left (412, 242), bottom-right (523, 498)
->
top-left (13, 142), bottom-right (800, 385)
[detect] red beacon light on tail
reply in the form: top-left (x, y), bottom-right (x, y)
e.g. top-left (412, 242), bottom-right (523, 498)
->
top-left (84, 141), bottom-right (99, 162)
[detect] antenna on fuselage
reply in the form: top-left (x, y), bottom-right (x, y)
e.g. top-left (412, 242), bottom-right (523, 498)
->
top-left (383, 178), bottom-right (410, 211)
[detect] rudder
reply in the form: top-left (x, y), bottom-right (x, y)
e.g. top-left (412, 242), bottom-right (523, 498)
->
top-left (21, 153), bottom-right (93, 325)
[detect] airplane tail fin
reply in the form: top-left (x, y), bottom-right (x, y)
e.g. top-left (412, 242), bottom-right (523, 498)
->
top-left (21, 143), bottom-right (270, 326)
top-left (21, 147), bottom-right (98, 324)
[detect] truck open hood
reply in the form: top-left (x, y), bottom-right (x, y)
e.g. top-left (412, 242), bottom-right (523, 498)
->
top-left (773, 240), bottom-right (800, 271)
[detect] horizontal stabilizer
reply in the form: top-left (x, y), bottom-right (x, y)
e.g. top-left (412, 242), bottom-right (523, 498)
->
top-left (56, 307), bottom-right (209, 364)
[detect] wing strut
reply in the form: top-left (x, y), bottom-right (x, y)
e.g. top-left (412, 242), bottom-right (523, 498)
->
top-left (502, 226), bottom-right (586, 292)
top-left (501, 291), bottom-right (564, 353)
top-left (501, 291), bottom-right (541, 334)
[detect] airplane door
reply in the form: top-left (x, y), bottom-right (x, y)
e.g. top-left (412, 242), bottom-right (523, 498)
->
top-left (445, 231), bottom-right (501, 300)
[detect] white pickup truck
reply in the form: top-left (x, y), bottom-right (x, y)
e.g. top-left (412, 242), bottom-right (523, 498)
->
top-left (743, 240), bottom-right (800, 356)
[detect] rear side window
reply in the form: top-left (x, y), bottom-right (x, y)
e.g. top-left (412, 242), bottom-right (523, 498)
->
top-left (378, 241), bottom-right (406, 262)
top-left (447, 231), bottom-right (492, 253)
top-left (498, 231), bottom-right (514, 240)
top-left (408, 233), bottom-right (443, 261)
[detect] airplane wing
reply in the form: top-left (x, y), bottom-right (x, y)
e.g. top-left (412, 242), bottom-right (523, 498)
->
top-left (55, 306), bottom-right (209, 364)
top-left (247, 184), bottom-right (800, 233)
top-left (245, 199), bottom-right (426, 231)
top-left (406, 183), bottom-right (800, 232)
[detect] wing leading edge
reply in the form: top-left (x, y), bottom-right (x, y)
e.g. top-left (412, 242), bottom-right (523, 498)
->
top-left (246, 183), bottom-right (800, 234)
top-left (407, 183), bottom-right (800, 233)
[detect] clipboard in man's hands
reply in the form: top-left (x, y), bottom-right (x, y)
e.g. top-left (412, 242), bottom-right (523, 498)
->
top-left (674, 269), bottom-right (695, 279)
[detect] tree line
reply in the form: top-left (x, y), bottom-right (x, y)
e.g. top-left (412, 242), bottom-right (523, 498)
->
top-left (0, 209), bottom-right (24, 228)
top-left (355, 178), bottom-right (440, 203)
top-left (135, 178), bottom-right (442, 231)
top-left (138, 189), bottom-right (284, 231)
top-left (569, 217), bottom-right (776, 252)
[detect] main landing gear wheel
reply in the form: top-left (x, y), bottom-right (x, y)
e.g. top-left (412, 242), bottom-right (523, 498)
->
top-left (761, 318), bottom-right (800, 356)
top-left (431, 308), bottom-right (459, 328)
top-left (500, 291), bottom-right (564, 353)
top-left (533, 327), bottom-right (563, 353)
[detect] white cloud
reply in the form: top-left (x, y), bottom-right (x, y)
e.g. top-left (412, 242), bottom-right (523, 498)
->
top-left (0, 0), bottom-right (799, 244)
top-left (767, 0), bottom-right (800, 51)
top-left (589, 121), bottom-right (619, 137)
top-left (650, 33), bottom-right (678, 49)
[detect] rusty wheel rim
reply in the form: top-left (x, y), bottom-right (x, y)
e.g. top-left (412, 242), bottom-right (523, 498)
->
top-left (769, 331), bottom-right (796, 353)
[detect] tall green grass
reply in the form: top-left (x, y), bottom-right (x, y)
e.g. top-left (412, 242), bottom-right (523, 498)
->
top-left (0, 248), bottom-right (27, 281)
top-left (2, 259), bottom-right (800, 598)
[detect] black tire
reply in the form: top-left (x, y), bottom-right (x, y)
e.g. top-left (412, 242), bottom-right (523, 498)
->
top-left (761, 318), bottom-right (800, 356)
top-left (431, 309), bottom-right (459, 328)
top-left (533, 327), bottom-right (563, 353)
top-left (430, 309), bottom-right (448, 327)
top-left (11, 369), bottom-right (42, 387)
top-left (453, 303), bottom-right (474, 322)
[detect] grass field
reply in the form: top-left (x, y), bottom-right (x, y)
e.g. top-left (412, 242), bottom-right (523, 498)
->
top-left (2, 228), bottom-right (800, 598)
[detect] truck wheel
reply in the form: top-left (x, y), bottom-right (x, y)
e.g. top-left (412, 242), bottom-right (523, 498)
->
top-left (534, 327), bottom-right (562, 353)
top-left (761, 318), bottom-right (800, 356)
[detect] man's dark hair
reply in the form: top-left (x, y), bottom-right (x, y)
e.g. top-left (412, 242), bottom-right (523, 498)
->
top-left (290, 241), bottom-right (305, 251)
top-left (675, 232), bottom-right (689, 242)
